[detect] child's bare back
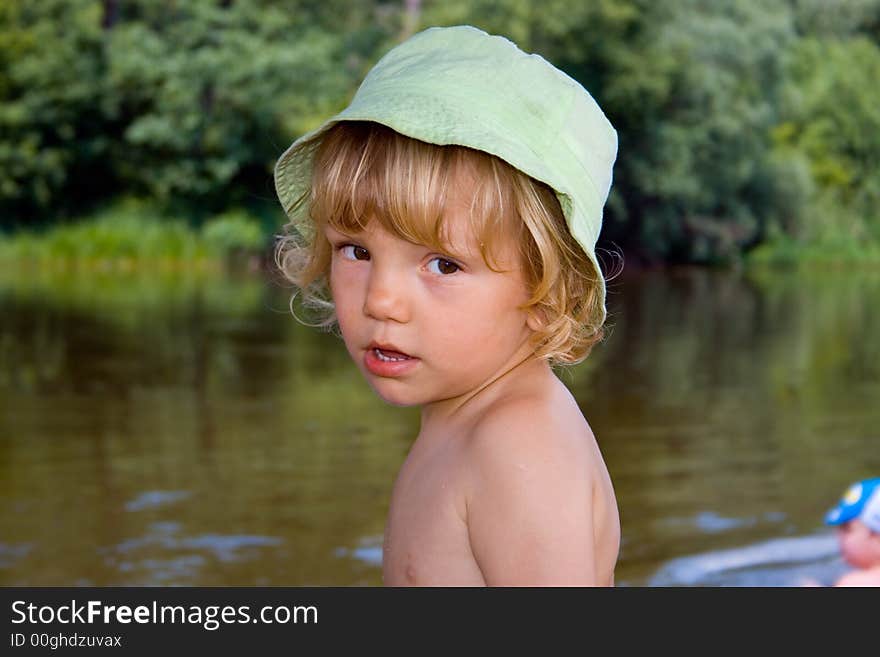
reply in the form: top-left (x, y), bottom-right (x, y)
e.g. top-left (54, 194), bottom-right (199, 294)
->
top-left (383, 358), bottom-right (619, 586)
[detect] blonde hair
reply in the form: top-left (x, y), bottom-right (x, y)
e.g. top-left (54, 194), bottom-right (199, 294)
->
top-left (275, 121), bottom-right (606, 366)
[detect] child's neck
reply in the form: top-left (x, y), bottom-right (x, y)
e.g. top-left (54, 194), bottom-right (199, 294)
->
top-left (419, 347), bottom-right (553, 434)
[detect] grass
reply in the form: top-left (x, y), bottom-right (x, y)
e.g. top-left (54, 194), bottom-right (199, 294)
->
top-left (746, 235), bottom-right (880, 267)
top-left (0, 199), bottom-right (270, 272)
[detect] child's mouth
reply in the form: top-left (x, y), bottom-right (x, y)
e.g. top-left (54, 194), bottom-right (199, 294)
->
top-left (374, 348), bottom-right (412, 362)
top-left (364, 345), bottom-right (419, 378)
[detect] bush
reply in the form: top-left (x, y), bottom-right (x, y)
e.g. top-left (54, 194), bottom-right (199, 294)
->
top-left (0, 199), bottom-right (268, 269)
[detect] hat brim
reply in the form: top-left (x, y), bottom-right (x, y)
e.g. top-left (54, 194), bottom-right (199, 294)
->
top-left (825, 505), bottom-right (860, 526)
top-left (274, 101), bottom-right (608, 321)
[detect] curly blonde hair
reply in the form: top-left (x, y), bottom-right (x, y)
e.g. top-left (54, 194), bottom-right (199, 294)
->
top-left (275, 121), bottom-right (606, 366)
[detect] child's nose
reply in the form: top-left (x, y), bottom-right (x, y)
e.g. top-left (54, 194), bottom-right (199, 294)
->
top-left (363, 265), bottom-right (411, 323)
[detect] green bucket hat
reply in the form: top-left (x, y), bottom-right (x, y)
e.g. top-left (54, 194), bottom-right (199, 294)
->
top-left (274, 24), bottom-right (618, 322)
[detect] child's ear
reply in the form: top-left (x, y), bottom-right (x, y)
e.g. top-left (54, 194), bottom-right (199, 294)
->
top-left (526, 308), bottom-right (545, 332)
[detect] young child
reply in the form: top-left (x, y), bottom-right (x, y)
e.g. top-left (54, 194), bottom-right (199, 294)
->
top-left (274, 25), bottom-right (619, 586)
top-left (824, 477), bottom-right (880, 586)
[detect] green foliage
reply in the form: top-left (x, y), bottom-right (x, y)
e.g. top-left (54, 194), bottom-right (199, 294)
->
top-left (593, 1), bottom-right (798, 262)
top-left (0, 198), bottom-right (265, 268)
top-left (202, 210), bottom-right (267, 254)
top-left (1, 0), bottom-right (879, 264)
top-left (771, 37), bottom-right (880, 244)
top-left (747, 231), bottom-right (880, 266)
top-left (420, 0), bottom-right (813, 263)
top-left (0, 0), bottom-right (362, 225)
top-left (0, 0), bottom-right (109, 219)
top-left (102, 1), bottom-right (348, 208)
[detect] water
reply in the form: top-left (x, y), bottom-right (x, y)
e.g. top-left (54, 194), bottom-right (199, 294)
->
top-left (1, 265), bottom-right (878, 586)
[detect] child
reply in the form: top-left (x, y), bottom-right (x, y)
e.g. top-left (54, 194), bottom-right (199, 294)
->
top-left (824, 477), bottom-right (880, 586)
top-left (274, 25), bottom-right (619, 585)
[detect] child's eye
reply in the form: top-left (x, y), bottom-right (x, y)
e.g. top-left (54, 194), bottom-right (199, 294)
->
top-left (339, 244), bottom-right (369, 261)
top-left (427, 257), bottom-right (461, 275)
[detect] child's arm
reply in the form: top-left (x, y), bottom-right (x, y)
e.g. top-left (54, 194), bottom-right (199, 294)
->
top-left (464, 401), bottom-right (600, 586)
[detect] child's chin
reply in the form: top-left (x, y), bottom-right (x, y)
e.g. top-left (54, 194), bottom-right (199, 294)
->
top-left (367, 381), bottom-right (424, 407)
top-left (373, 390), bottom-right (421, 408)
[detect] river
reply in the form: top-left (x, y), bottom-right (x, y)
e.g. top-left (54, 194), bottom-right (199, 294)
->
top-left (1, 265), bottom-right (878, 586)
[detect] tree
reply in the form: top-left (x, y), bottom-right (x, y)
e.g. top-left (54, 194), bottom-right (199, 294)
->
top-left (0, 0), bottom-right (109, 226)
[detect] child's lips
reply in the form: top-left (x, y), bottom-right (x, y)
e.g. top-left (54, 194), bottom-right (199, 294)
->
top-left (364, 346), bottom-right (420, 377)
top-left (366, 341), bottom-right (415, 359)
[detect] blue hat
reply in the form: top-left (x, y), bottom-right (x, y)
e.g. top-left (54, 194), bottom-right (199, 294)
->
top-left (825, 478), bottom-right (880, 532)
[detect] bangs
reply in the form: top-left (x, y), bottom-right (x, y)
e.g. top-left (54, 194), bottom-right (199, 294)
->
top-left (308, 121), bottom-right (522, 268)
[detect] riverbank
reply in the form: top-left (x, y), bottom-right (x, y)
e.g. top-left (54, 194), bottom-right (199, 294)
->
top-left (747, 236), bottom-right (880, 267)
top-left (0, 200), bottom-right (270, 271)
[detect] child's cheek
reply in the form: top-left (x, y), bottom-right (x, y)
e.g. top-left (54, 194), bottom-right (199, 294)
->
top-left (329, 264), bottom-right (362, 340)
top-left (329, 258), bottom-right (362, 295)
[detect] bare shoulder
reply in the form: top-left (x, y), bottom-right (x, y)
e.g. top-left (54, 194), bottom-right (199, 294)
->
top-left (464, 378), bottom-right (609, 486)
top-left (466, 386), bottom-right (593, 473)
top-left (460, 381), bottom-right (619, 585)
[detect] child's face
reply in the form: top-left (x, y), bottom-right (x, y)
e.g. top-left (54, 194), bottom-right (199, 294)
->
top-left (836, 520), bottom-right (880, 568)
top-left (324, 189), bottom-right (538, 408)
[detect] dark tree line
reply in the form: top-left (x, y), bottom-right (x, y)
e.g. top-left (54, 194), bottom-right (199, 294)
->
top-left (2, 0), bottom-right (879, 263)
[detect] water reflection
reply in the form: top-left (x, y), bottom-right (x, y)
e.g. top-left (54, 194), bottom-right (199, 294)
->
top-left (582, 266), bottom-right (880, 584)
top-left (648, 533), bottom-right (847, 587)
top-left (1, 266), bottom-right (878, 586)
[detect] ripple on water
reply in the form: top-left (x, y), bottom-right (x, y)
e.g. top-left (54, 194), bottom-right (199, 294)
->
top-left (0, 542), bottom-right (32, 569)
top-left (101, 523), bottom-right (283, 584)
top-left (124, 491), bottom-right (191, 512)
top-left (649, 532), bottom-right (848, 586)
top-left (661, 510), bottom-right (788, 534)
top-left (334, 535), bottom-right (383, 566)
